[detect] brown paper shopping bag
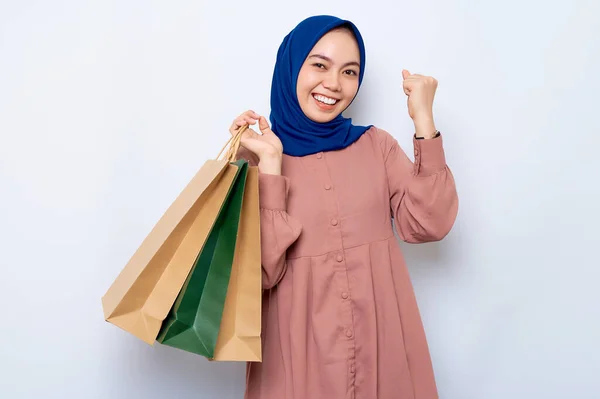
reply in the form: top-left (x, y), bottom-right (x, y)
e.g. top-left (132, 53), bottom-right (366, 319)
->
top-left (101, 127), bottom-right (249, 344)
top-left (211, 165), bottom-right (262, 361)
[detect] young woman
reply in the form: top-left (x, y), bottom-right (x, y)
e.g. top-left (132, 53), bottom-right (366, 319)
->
top-left (230, 15), bottom-right (458, 399)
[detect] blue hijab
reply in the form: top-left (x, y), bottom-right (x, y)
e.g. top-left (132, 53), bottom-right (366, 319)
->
top-left (269, 15), bottom-right (372, 157)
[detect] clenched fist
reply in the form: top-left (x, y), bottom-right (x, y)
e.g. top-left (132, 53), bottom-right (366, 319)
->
top-left (402, 70), bottom-right (438, 138)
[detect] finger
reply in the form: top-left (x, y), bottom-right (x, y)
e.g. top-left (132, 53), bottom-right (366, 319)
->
top-left (229, 122), bottom-right (241, 135)
top-left (230, 121), bottom-right (255, 138)
top-left (243, 110), bottom-right (260, 119)
top-left (405, 75), bottom-right (436, 85)
top-left (231, 115), bottom-right (257, 131)
top-left (258, 116), bottom-right (273, 134)
top-left (242, 116), bottom-right (258, 126)
top-left (239, 112), bottom-right (259, 125)
top-left (402, 81), bottom-right (411, 96)
top-left (242, 110), bottom-right (260, 123)
top-left (402, 69), bottom-right (410, 80)
top-left (231, 110), bottom-right (259, 127)
top-left (234, 113), bottom-right (259, 130)
top-left (403, 77), bottom-right (426, 90)
top-left (229, 119), bottom-right (246, 134)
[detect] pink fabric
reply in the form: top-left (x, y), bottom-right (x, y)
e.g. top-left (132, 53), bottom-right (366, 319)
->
top-left (238, 126), bottom-right (458, 399)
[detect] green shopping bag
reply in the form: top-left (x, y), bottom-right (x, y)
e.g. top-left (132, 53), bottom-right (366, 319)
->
top-left (156, 159), bottom-right (248, 358)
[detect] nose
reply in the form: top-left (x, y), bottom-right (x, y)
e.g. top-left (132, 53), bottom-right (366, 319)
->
top-left (322, 72), bottom-right (341, 92)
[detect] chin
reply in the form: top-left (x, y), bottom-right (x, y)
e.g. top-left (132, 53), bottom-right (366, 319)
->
top-left (306, 112), bottom-right (338, 123)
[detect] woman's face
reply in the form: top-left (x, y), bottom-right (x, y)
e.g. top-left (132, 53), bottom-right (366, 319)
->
top-left (296, 28), bottom-right (361, 123)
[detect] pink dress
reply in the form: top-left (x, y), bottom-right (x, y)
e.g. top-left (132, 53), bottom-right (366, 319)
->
top-left (238, 126), bottom-right (459, 399)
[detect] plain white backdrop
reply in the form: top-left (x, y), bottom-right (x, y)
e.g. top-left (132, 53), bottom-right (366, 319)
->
top-left (1, 1), bottom-right (599, 398)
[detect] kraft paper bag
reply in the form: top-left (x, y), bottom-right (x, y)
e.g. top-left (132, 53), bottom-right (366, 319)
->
top-left (212, 165), bottom-right (262, 362)
top-left (156, 160), bottom-right (248, 358)
top-left (102, 127), bottom-right (249, 345)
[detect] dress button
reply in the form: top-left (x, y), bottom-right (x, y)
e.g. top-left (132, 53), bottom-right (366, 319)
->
top-left (336, 254), bottom-right (343, 262)
top-left (350, 365), bottom-right (356, 373)
top-left (316, 153), bottom-right (323, 159)
top-left (346, 329), bottom-right (353, 338)
top-left (341, 292), bottom-right (349, 299)
top-left (330, 219), bottom-right (338, 226)
top-left (324, 184), bottom-right (332, 190)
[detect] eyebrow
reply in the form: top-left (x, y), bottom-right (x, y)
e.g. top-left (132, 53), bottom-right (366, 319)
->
top-left (308, 54), bottom-right (360, 69)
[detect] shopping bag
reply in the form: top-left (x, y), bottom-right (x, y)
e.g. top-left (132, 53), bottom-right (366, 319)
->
top-left (156, 159), bottom-right (248, 358)
top-left (211, 165), bottom-right (262, 362)
top-left (101, 127), bottom-right (248, 344)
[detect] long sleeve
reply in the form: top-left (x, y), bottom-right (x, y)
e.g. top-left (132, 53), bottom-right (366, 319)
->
top-left (258, 174), bottom-right (302, 289)
top-left (377, 127), bottom-right (458, 243)
top-left (235, 147), bottom-right (302, 289)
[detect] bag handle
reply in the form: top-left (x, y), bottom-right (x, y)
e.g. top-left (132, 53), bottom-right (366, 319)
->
top-left (216, 124), bottom-right (248, 162)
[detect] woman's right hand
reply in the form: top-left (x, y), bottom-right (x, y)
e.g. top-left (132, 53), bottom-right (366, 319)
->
top-left (230, 110), bottom-right (283, 175)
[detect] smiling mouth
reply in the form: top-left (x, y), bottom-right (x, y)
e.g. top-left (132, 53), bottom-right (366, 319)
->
top-left (312, 93), bottom-right (339, 106)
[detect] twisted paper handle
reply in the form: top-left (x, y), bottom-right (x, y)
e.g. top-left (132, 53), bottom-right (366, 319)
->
top-left (216, 124), bottom-right (248, 162)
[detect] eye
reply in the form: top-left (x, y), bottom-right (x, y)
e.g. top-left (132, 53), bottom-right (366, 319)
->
top-left (344, 69), bottom-right (358, 76)
top-left (312, 63), bottom-right (326, 69)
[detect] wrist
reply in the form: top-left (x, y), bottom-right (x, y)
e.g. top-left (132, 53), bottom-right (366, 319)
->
top-left (258, 155), bottom-right (282, 175)
top-left (413, 115), bottom-right (436, 138)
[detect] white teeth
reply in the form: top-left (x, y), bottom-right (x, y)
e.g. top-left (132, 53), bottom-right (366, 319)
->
top-left (313, 94), bottom-right (337, 105)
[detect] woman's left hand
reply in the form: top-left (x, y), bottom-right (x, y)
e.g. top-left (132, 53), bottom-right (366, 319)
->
top-left (402, 69), bottom-right (438, 138)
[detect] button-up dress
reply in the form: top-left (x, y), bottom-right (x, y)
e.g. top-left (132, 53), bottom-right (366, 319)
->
top-left (239, 126), bottom-right (459, 399)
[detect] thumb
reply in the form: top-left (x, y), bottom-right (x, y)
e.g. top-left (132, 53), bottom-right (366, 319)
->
top-left (402, 69), bottom-right (410, 80)
top-left (258, 116), bottom-right (273, 135)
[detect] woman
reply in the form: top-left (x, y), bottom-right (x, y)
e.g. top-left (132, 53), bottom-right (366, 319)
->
top-left (231, 15), bottom-right (458, 399)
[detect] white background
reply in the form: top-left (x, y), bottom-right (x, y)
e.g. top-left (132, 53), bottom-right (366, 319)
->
top-left (1, 1), bottom-right (599, 398)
